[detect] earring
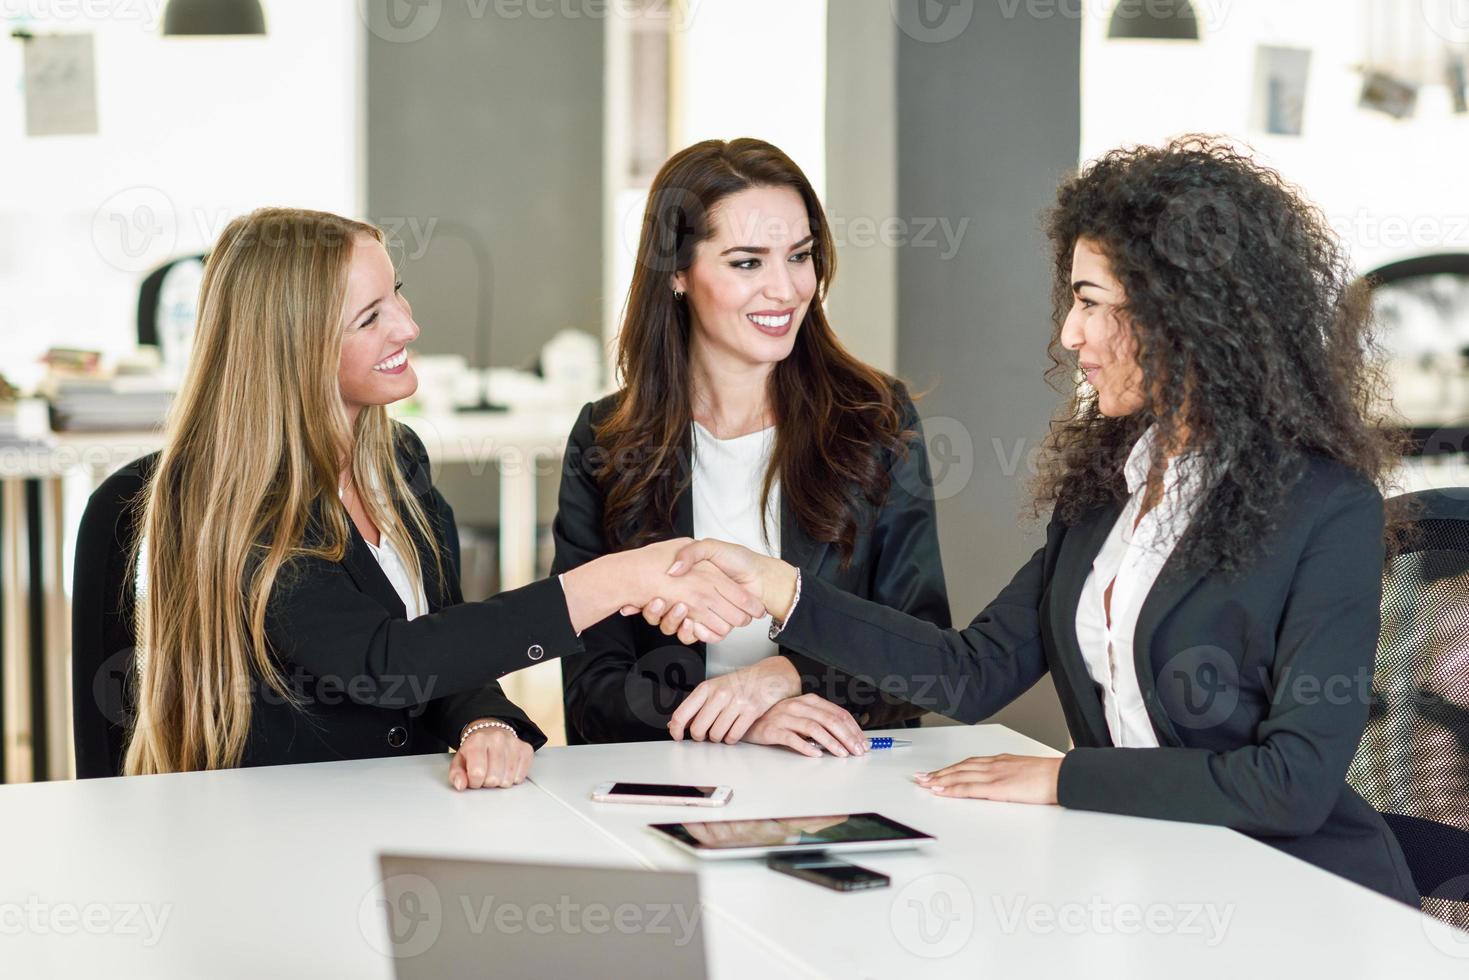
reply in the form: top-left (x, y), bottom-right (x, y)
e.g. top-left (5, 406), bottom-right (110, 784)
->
top-left (673, 289), bottom-right (685, 299)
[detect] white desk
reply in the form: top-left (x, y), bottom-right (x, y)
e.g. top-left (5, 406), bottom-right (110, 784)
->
top-left (1, 726), bottom-right (1463, 978)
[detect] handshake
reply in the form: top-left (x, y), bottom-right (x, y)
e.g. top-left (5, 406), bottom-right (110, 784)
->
top-left (561, 538), bottom-right (867, 757)
top-left (616, 537), bottom-right (798, 645)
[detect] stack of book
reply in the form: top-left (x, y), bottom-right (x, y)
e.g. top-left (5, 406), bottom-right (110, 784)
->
top-left (0, 398), bottom-right (54, 453)
top-left (46, 376), bottom-right (173, 432)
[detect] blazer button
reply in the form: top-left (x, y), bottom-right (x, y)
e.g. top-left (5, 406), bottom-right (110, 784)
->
top-left (387, 726), bottom-right (408, 748)
top-left (527, 644), bottom-right (545, 661)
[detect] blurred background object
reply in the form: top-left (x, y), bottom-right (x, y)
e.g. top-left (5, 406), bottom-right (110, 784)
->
top-left (6, 0), bottom-right (1469, 781)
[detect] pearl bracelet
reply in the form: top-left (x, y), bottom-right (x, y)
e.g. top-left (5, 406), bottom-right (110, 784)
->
top-left (459, 719), bottom-right (517, 747)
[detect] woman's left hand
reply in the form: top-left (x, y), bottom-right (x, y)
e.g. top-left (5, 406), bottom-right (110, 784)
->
top-left (914, 754), bottom-right (1063, 804)
top-left (449, 720), bottom-right (533, 791)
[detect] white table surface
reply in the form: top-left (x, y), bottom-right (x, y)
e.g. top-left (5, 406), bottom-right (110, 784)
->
top-left (2, 726), bottom-right (1464, 978)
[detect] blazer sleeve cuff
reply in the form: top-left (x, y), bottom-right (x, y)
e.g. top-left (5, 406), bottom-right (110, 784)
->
top-left (497, 576), bottom-right (585, 671)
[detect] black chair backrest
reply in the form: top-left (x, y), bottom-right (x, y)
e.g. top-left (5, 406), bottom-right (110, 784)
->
top-left (71, 454), bottom-right (158, 779)
top-left (1348, 489), bottom-right (1469, 918)
top-left (136, 255), bottom-right (205, 347)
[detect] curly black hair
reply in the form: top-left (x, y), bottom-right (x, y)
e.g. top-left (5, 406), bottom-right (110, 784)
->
top-left (1032, 135), bottom-right (1402, 576)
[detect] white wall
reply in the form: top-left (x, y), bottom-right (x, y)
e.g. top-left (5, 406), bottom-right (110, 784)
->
top-left (674, 0), bottom-right (827, 198)
top-left (604, 0), bottom-right (828, 362)
top-left (0, 0), bottom-right (360, 385)
top-left (1081, 0), bottom-right (1469, 277)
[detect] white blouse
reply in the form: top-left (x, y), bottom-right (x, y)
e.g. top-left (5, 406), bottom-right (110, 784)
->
top-left (1074, 424), bottom-right (1209, 748)
top-left (690, 420), bottom-right (780, 677)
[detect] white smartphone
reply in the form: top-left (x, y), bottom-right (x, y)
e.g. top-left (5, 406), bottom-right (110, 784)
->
top-left (590, 781), bottom-right (733, 807)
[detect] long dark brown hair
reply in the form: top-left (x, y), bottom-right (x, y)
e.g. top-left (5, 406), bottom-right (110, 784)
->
top-left (596, 138), bottom-right (908, 564)
top-left (1033, 136), bottom-right (1402, 575)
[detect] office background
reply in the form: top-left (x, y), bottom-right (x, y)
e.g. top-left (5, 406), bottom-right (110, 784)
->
top-left (3, 0), bottom-right (1469, 776)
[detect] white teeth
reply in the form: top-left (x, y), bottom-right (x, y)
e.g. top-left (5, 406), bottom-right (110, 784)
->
top-left (748, 313), bottom-right (792, 328)
top-left (373, 350), bottom-right (407, 371)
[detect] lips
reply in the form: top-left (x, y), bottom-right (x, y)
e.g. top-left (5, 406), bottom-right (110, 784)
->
top-left (373, 348), bottom-right (409, 375)
top-left (747, 309), bottom-right (795, 337)
top-left (1080, 362), bottom-right (1100, 386)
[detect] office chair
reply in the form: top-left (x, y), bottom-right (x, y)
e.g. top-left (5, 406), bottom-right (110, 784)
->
top-left (71, 454), bottom-right (157, 779)
top-left (1348, 489), bottom-right (1469, 929)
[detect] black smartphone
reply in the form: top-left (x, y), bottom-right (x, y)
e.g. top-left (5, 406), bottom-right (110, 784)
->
top-left (766, 851), bottom-right (890, 892)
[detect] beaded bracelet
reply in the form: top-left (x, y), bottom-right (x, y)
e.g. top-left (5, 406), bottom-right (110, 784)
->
top-left (459, 719), bottom-right (517, 747)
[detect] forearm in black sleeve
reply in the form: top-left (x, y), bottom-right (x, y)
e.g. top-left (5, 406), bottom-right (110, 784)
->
top-left (775, 527), bottom-right (1053, 724)
top-left (266, 565), bottom-right (583, 709)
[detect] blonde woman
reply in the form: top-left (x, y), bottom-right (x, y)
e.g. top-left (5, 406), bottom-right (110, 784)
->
top-left (123, 208), bottom-right (760, 789)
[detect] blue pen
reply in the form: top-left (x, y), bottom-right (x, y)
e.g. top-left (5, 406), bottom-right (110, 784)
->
top-left (865, 737), bottom-right (911, 749)
top-left (807, 736), bottom-right (912, 750)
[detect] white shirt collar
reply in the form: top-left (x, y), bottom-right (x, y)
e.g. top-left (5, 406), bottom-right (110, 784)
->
top-left (1122, 423), bottom-right (1212, 516)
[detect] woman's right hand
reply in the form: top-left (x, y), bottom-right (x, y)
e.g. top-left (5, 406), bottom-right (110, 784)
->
top-left (629, 539), bottom-right (800, 642)
top-left (562, 538), bottom-right (765, 640)
top-left (744, 694), bottom-right (867, 758)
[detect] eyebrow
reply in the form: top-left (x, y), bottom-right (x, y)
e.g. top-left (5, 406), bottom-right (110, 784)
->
top-left (1072, 279), bottom-right (1108, 294)
top-left (350, 298), bottom-right (381, 323)
top-left (720, 234), bottom-right (816, 257)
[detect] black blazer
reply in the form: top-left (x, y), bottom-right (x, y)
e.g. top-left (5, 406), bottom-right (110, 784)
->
top-left (772, 455), bottom-right (1419, 906)
top-left (243, 424), bottom-right (584, 766)
top-left (552, 388), bottom-right (952, 744)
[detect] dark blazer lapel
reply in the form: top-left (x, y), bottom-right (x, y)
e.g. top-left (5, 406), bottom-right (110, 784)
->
top-left (1131, 555), bottom-right (1209, 747)
top-left (338, 522), bottom-right (408, 620)
top-left (1048, 503), bottom-right (1122, 746)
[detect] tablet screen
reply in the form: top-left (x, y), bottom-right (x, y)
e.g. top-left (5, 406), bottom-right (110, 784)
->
top-left (649, 812), bottom-right (931, 851)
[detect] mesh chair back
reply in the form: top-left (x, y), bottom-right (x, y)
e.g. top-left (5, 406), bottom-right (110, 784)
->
top-left (1348, 489), bottom-right (1469, 927)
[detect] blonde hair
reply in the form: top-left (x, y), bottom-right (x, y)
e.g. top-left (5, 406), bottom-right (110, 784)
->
top-left (124, 208), bottom-right (443, 774)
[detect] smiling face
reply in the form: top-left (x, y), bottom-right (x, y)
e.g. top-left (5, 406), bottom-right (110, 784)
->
top-left (671, 185), bottom-right (818, 373)
top-left (337, 234), bottom-right (420, 421)
top-left (1059, 237), bottom-right (1147, 417)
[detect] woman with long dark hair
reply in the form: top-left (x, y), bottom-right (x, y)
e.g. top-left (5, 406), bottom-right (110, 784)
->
top-left (553, 138), bottom-right (950, 752)
top-left (656, 137), bottom-right (1419, 904)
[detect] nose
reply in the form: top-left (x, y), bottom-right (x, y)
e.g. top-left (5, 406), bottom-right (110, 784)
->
top-left (389, 303), bottom-right (420, 345)
top-left (763, 261), bottom-right (798, 304)
top-left (1059, 306), bottom-right (1084, 352)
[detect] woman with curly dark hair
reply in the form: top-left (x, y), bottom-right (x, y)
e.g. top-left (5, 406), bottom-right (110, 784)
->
top-left (653, 137), bottom-right (1419, 905)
